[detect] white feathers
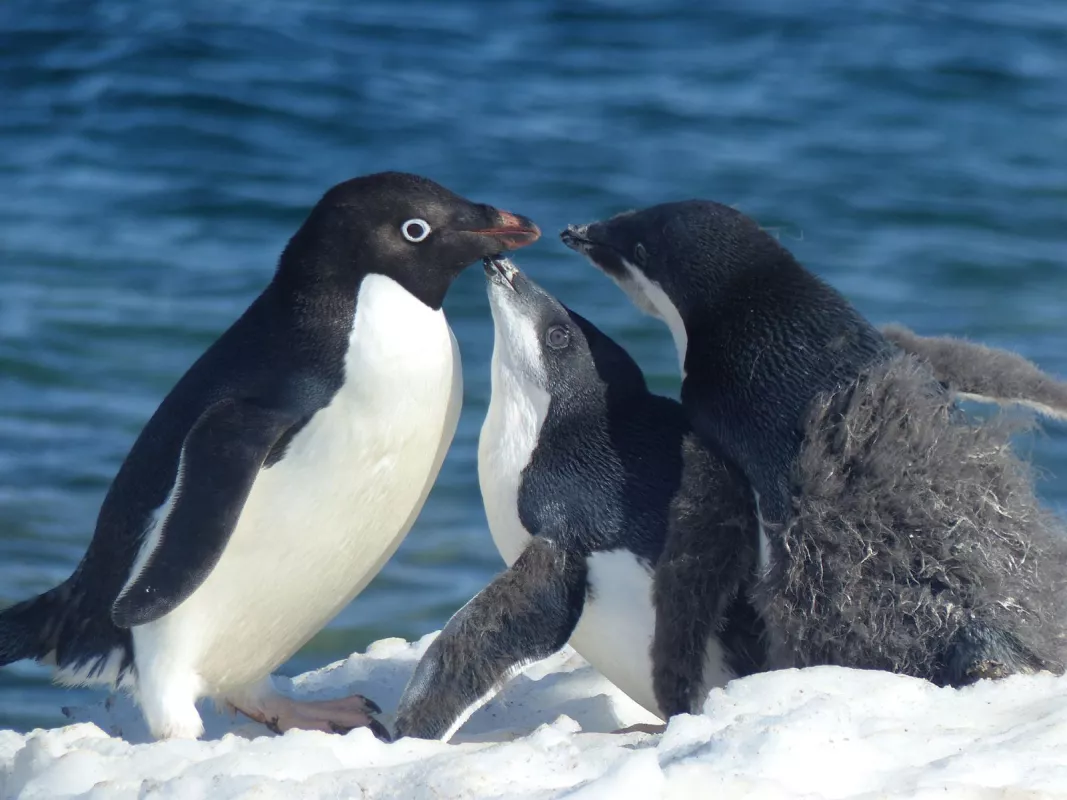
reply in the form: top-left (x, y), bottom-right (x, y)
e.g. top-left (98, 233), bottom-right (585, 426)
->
top-left (479, 284), bottom-right (551, 566)
top-left (699, 628), bottom-right (734, 699)
top-left (439, 659), bottom-right (538, 743)
top-left (115, 447), bottom-right (187, 611)
top-left (570, 549), bottom-right (734, 720)
top-left (128, 273), bottom-right (462, 738)
top-left (478, 282), bottom-right (732, 723)
top-left (577, 253), bottom-right (689, 377)
top-left (620, 262), bottom-right (689, 378)
top-left (573, 549), bottom-right (735, 720)
top-left (956, 391), bottom-right (1067, 423)
top-left (54, 648), bottom-right (135, 691)
top-left (753, 490), bottom-right (772, 576)
top-left (568, 549), bottom-right (661, 717)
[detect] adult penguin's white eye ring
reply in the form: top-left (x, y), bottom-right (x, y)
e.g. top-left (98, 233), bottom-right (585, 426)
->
top-left (634, 242), bottom-right (648, 264)
top-left (401, 218), bottom-right (432, 243)
top-left (545, 325), bottom-right (570, 350)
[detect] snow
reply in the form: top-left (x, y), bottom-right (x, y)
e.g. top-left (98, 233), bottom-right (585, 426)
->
top-left (2, 633), bottom-right (1066, 800)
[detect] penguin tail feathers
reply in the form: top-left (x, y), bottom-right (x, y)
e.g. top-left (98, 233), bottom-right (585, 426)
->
top-left (883, 324), bottom-right (1067, 422)
top-left (0, 588), bottom-right (62, 666)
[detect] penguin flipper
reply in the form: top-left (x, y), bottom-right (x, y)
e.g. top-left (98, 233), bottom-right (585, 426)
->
top-left (111, 398), bottom-right (301, 629)
top-left (882, 324), bottom-right (1067, 422)
top-left (393, 537), bottom-right (587, 741)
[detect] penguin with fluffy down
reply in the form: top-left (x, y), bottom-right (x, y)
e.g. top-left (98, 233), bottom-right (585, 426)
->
top-left (563, 205), bottom-right (1067, 707)
top-left (391, 260), bottom-right (1065, 740)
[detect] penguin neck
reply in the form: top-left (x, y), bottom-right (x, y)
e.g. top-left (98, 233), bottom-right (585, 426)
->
top-left (274, 257), bottom-right (451, 315)
top-left (272, 240), bottom-right (451, 320)
top-left (273, 225), bottom-right (367, 301)
top-left (681, 252), bottom-right (883, 392)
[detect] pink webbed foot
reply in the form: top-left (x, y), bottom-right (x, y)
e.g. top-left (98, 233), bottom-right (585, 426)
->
top-left (226, 682), bottom-right (390, 742)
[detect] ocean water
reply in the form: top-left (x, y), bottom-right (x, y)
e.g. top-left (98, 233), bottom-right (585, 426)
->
top-left (1, 0), bottom-right (1064, 733)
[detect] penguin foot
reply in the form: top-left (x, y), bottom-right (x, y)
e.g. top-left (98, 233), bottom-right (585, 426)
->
top-left (230, 693), bottom-right (391, 742)
top-left (611, 722), bottom-right (667, 735)
top-left (965, 660), bottom-right (1013, 682)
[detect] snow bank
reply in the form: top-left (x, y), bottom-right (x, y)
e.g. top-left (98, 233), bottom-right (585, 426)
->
top-left (2, 633), bottom-right (1066, 799)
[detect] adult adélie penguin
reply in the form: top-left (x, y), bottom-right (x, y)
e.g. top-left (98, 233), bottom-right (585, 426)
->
top-left (563, 204), bottom-right (1067, 691)
top-left (0, 172), bottom-right (540, 741)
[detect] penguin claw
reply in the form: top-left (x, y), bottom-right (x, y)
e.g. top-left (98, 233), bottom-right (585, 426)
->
top-left (330, 717), bottom-right (393, 743)
top-left (233, 692), bottom-right (387, 739)
top-left (368, 718), bottom-right (393, 743)
top-left (611, 723), bottom-right (667, 735)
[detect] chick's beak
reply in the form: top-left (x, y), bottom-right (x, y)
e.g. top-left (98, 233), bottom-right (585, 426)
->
top-left (483, 255), bottom-right (520, 290)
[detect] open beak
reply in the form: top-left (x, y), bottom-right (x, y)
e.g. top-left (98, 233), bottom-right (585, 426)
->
top-left (468, 209), bottom-right (541, 251)
top-left (483, 254), bottom-right (520, 291)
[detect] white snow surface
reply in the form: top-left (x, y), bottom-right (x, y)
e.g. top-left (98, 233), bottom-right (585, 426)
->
top-left (2, 632), bottom-right (1066, 800)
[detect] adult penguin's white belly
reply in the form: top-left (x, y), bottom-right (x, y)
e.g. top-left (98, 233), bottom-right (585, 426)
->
top-left (133, 274), bottom-right (462, 695)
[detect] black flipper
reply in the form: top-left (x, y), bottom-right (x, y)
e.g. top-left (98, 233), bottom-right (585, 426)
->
top-left (393, 537), bottom-right (587, 741)
top-left (652, 435), bottom-right (763, 718)
top-left (883, 324), bottom-right (1067, 422)
top-left (111, 398), bottom-right (299, 628)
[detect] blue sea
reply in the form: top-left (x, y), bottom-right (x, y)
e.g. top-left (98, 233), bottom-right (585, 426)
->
top-left (1, 0), bottom-right (1065, 733)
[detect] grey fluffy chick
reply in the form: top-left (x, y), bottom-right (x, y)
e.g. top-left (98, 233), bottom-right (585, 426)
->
top-left (761, 353), bottom-right (1067, 683)
top-left (563, 203), bottom-right (1067, 691)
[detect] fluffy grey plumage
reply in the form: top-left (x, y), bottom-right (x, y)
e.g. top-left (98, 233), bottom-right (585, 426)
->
top-left (883, 324), bottom-right (1067, 422)
top-left (755, 353), bottom-right (1067, 684)
top-left (652, 434), bottom-right (762, 717)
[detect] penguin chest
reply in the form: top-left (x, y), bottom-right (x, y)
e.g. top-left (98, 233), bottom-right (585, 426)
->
top-left (478, 359), bottom-right (550, 566)
top-left (569, 548), bottom-right (737, 720)
top-left (568, 549), bottom-right (661, 717)
top-left (151, 275), bottom-right (463, 691)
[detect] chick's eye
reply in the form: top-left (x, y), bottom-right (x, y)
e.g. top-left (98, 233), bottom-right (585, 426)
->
top-left (545, 325), bottom-right (570, 350)
top-left (634, 242), bottom-right (647, 264)
top-left (401, 218), bottom-right (431, 243)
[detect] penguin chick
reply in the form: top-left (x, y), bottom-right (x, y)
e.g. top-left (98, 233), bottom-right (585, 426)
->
top-left (563, 205), bottom-right (1067, 688)
top-left (392, 257), bottom-right (762, 741)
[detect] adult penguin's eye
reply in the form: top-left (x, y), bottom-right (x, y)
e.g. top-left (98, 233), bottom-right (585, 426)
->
top-left (401, 219), bottom-right (432, 243)
top-left (633, 242), bottom-right (648, 264)
top-left (545, 325), bottom-right (570, 350)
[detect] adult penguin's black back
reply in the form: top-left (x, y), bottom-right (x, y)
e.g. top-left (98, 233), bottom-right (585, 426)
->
top-left (564, 203), bottom-right (1067, 686)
